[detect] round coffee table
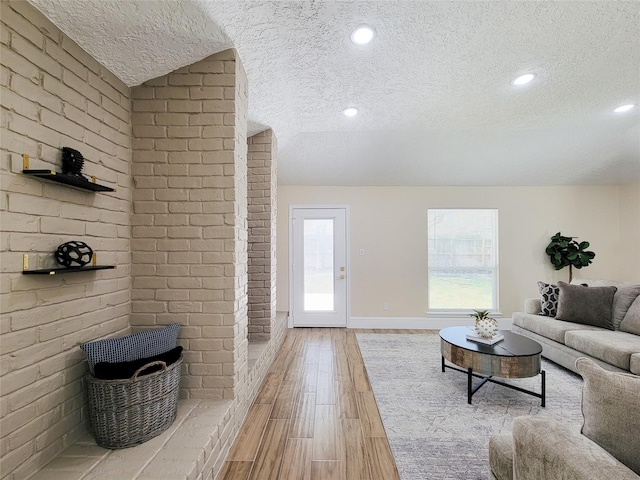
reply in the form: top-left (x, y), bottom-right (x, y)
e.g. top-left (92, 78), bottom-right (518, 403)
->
top-left (439, 326), bottom-right (545, 406)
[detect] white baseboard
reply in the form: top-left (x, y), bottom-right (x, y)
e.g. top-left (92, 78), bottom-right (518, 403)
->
top-left (348, 316), bottom-right (513, 330)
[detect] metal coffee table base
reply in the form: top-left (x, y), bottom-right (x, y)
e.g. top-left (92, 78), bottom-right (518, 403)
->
top-left (441, 356), bottom-right (546, 407)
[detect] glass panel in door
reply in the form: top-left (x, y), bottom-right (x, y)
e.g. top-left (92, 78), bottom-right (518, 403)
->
top-left (303, 218), bottom-right (335, 311)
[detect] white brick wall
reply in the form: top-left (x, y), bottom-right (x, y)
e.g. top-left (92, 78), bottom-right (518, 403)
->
top-left (1, 4), bottom-right (285, 479)
top-left (130, 50), bottom-right (249, 401)
top-left (247, 130), bottom-right (278, 342)
top-left (0, 2), bottom-right (131, 477)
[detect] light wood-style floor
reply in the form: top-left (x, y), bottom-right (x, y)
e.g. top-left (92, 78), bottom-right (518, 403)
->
top-left (216, 328), bottom-right (434, 480)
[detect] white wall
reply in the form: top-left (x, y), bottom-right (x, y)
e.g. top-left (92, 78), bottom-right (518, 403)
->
top-left (277, 185), bottom-right (639, 322)
top-left (619, 181), bottom-right (640, 282)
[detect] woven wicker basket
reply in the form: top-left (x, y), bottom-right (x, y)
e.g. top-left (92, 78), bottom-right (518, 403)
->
top-left (86, 356), bottom-right (182, 449)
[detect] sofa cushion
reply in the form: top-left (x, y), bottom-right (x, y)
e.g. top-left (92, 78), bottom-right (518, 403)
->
top-left (513, 313), bottom-right (603, 344)
top-left (565, 330), bottom-right (640, 371)
top-left (537, 281), bottom-right (559, 317)
top-left (620, 295), bottom-right (640, 335)
top-left (556, 281), bottom-right (617, 330)
top-left (576, 357), bottom-right (640, 475)
top-left (489, 433), bottom-right (513, 480)
top-left (574, 279), bottom-right (640, 330)
top-left (611, 285), bottom-right (640, 330)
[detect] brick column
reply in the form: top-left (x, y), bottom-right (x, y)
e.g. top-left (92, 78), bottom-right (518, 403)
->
top-left (130, 49), bottom-right (248, 400)
top-left (247, 130), bottom-right (277, 342)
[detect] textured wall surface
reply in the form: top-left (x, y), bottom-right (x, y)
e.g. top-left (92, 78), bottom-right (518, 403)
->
top-left (130, 49), bottom-right (249, 400)
top-left (25, 0), bottom-right (640, 187)
top-left (0, 1), bottom-right (132, 477)
top-left (248, 129), bottom-right (277, 342)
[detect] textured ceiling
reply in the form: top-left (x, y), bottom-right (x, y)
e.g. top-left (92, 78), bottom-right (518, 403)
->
top-left (27, 0), bottom-right (640, 186)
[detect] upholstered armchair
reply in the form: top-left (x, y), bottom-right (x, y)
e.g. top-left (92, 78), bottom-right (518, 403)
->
top-left (489, 357), bottom-right (640, 480)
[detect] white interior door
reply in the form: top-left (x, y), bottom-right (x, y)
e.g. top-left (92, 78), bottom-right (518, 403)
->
top-left (290, 207), bottom-right (348, 327)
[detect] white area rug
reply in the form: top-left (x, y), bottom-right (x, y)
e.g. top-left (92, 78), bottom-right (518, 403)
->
top-left (356, 333), bottom-right (584, 480)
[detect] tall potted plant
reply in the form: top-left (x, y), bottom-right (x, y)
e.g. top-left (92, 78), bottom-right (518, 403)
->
top-left (545, 232), bottom-right (595, 282)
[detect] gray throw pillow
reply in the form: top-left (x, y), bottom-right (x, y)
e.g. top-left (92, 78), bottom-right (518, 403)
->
top-left (576, 357), bottom-right (640, 475)
top-left (576, 281), bottom-right (640, 329)
top-left (619, 295), bottom-right (640, 335)
top-left (555, 281), bottom-right (617, 329)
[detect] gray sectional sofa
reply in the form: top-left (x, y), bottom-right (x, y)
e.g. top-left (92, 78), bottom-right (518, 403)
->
top-left (512, 279), bottom-right (640, 375)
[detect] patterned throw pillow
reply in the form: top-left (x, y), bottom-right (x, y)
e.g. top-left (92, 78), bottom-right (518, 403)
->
top-left (537, 281), bottom-right (559, 317)
top-left (80, 323), bottom-right (180, 375)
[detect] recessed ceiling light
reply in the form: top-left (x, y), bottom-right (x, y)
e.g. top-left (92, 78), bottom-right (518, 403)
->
top-left (343, 107), bottom-right (358, 117)
top-left (511, 73), bottom-right (535, 86)
top-left (614, 104), bottom-right (635, 113)
top-left (351, 25), bottom-right (375, 45)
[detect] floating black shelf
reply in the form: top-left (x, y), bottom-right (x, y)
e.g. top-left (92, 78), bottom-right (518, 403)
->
top-left (19, 153), bottom-right (118, 276)
top-left (22, 170), bottom-right (115, 192)
top-left (23, 265), bottom-right (116, 275)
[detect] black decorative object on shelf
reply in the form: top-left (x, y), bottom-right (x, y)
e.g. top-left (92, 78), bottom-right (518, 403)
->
top-left (61, 147), bottom-right (87, 179)
top-left (55, 241), bottom-right (93, 267)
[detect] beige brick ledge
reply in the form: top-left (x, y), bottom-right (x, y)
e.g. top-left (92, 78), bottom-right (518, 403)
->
top-left (247, 340), bottom-right (268, 371)
top-left (28, 398), bottom-right (233, 480)
top-left (27, 312), bottom-right (289, 480)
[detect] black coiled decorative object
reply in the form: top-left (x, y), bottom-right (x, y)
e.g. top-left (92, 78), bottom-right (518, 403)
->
top-left (55, 241), bottom-right (93, 268)
top-left (61, 147), bottom-right (86, 178)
